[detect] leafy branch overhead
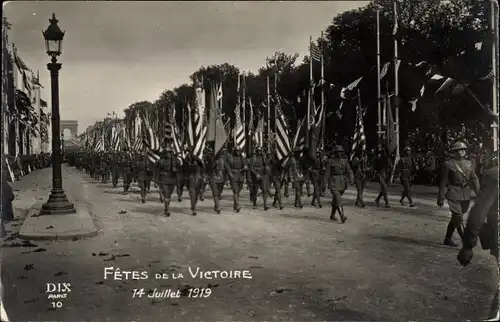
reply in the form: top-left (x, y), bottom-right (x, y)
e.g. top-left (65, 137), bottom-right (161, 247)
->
top-left (119, 0), bottom-right (493, 149)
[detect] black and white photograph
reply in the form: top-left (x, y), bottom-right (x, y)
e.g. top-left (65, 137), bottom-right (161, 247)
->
top-left (1, 1), bottom-right (499, 321)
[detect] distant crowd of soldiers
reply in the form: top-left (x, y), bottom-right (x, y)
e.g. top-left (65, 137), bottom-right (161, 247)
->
top-left (66, 139), bottom-right (471, 224)
top-left (2, 153), bottom-right (52, 181)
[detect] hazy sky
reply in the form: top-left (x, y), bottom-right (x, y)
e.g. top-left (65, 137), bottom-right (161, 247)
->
top-left (4, 1), bottom-right (369, 133)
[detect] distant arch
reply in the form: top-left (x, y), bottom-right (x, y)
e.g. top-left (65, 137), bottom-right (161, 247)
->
top-left (60, 120), bottom-right (78, 139)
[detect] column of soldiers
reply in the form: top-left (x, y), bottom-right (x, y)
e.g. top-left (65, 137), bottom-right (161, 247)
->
top-left (70, 139), bottom-right (493, 243)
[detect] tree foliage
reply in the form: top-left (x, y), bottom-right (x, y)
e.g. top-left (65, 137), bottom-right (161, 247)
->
top-left (117, 0), bottom-right (494, 151)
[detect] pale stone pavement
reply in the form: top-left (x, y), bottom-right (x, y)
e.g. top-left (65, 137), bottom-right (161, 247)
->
top-left (1, 165), bottom-right (497, 322)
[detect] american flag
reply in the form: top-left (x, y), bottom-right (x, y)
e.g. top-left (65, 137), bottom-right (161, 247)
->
top-left (191, 81), bottom-right (207, 159)
top-left (274, 97), bottom-right (292, 164)
top-left (171, 106), bottom-right (184, 164)
top-left (254, 116), bottom-right (264, 148)
top-left (350, 103), bottom-right (366, 160)
top-left (111, 125), bottom-right (120, 151)
top-left (140, 114), bottom-right (161, 163)
top-left (233, 104), bottom-right (245, 151)
top-left (310, 42), bottom-right (322, 62)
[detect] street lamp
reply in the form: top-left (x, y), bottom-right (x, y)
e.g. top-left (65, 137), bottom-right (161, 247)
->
top-left (61, 133), bottom-right (65, 157)
top-left (39, 13), bottom-right (76, 215)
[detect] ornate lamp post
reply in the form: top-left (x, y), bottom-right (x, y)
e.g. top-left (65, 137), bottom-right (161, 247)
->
top-left (40, 13), bottom-right (76, 215)
top-left (61, 133), bottom-right (65, 158)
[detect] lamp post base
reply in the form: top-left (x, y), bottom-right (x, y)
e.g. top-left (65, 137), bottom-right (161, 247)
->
top-left (39, 189), bottom-right (76, 215)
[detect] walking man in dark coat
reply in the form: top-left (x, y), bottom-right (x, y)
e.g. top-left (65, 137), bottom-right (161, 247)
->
top-left (397, 146), bottom-right (418, 207)
top-left (225, 146), bottom-right (247, 213)
top-left (438, 141), bottom-right (480, 247)
top-left (156, 145), bottom-right (181, 217)
top-left (325, 145), bottom-right (353, 223)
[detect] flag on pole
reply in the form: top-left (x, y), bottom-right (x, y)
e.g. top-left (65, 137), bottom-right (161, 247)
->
top-left (254, 116), bottom-right (264, 148)
top-left (350, 104), bottom-right (366, 160)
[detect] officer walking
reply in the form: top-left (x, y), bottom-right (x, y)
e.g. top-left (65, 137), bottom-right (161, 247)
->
top-left (351, 151), bottom-right (369, 208)
top-left (397, 146), bottom-right (418, 207)
top-left (137, 151), bottom-right (151, 203)
top-left (206, 147), bottom-right (225, 214)
top-left (121, 152), bottom-right (134, 194)
top-left (248, 145), bottom-right (270, 210)
top-left (111, 152), bottom-right (120, 188)
top-left (372, 146), bottom-right (392, 208)
top-left (270, 153), bottom-right (285, 210)
top-left (438, 141), bottom-right (480, 247)
top-left (225, 146), bottom-right (247, 213)
top-left (185, 152), bottom-right (204, 216)
top-left (156, 144), bottom-right (181, 217)
top-left (325, 145), bottom-right (353, 223)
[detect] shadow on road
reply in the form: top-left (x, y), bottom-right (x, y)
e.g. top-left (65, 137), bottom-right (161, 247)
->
top-left (373, 234), bottom-right (454, 250)
top-left (279, 212), bottom-right (338, 224)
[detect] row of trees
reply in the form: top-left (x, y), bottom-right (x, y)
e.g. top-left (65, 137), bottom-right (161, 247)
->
top-left (92, 0), bottom-right (496, 153)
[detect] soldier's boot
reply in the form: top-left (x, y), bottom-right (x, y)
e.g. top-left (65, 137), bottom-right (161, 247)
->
top-left (284, 182), bottom-right (289, 198)
top-left (311, 195), bottom-right (318, 207)
top-left (200, 182), bottom-right (206, 201)
top-left (443, 222), bottom-right (458, 247)
top-left (140, 188), bottom-right (146, 203)
top-left (408, 195), bottom-right (416, 207)
top-left (112, 178), bottom-right (118, 188)
top-left (400, 194), bottom-right (405, 205)
top-left (375, 193), bottom-right (382, 207)
top-left (177, 186), bottom-right (183, 202)
top-left (214, 196), bottom-right (221, 214)
top-left (383, 194), bottom-right (390, 208)
top-left (190, 190), bottom-right (198, 216)
top-left (233, 192), bottom-right (241, 213)
top-left (159, 189), bottom-right (164, 203)
top-left (146, 181), bottom-right (151, 193)
top-left (338, 206), bottom-right (347, 224)
top-left (330, 205), bottom-right (338, 221)
top-left (164, 199), bottom-right (171, 217)
top-left (276, 192), bottom-right (283, 210)
top-left (306, 182), bottom-right (312, 197)
top-left (263, 192), bottom-right (269, 211)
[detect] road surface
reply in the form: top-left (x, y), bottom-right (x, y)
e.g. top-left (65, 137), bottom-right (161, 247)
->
top-left (1, 166), bottom-right (497, 321)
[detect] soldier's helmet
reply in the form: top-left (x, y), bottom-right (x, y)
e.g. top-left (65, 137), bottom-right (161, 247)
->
top-left (403, 146), bottom-right (411, 152)
top-left (255, 145), bottom-right (262, 151)
top-left (451, 141), bottom-right (467, 151)
top-left (333, 145), bottom-right (344, 153)
top-left (165, 145), bottom-right (173, 152)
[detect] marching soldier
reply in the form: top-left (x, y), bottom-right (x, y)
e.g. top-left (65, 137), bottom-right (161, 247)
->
top-left (271, 153), bottom-right (285, 210)
top-left (325, 145), bottom-right (353, 223)
top-left (266, 150), bottom-right (275, 198)
top-left (289, 148), bottom-right (307, 208)
top-left (225, 146), bottom-right (247, 213)
top-left (121, 152), bottom-right (134, 194)
top-left (438, 141), bottom-right (480, 247)
top-left (351, 151), bottom-right (369, 208)
top-left (156, 144), bottom-right (181, 217)
top-left (248, 145), bottom-right (270, 210)
top-left (200, 148), bottom-right (212, 201)
top-left (206, 148), bottom-right (225, 214)
top-left (310, 149), bottom-right (326, 208)
top-left (397, 146), bottom-right (418, 207)
top-left (457, 156), bottom-right (498, 321)
top-left (137, 151), bottom-right (152, 203)
top-left (372, 146), bottom-right (392, 208)
top-left (111, 152), bottom-right (120, 188)
top-left (185, 152), bottom-right (204, 216)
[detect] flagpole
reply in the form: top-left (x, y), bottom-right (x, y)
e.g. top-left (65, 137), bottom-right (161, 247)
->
top-left (376, 8), bottom-right (383, 144)
top-left (491, 0), bottom-right (498, 152)
top-left (242, 74), bottom-right (247, 154)
top-left (320, 31), bottom-right (325, 150)
top-left (393, 0), bottom-right (400, 159)
top-left (306, 36), bottom-right (312, 150)
top-left (266, 75), bottom-right (271, 153)
top-left (274, 73), bottom-right (278, 142)
top-left (235, 74), bottom-right (240, 145)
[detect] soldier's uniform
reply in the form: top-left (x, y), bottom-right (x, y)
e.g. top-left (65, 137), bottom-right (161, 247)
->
top-left (310, 150), bottom-right (326, 208)
top-left (351, 154), bottom-right (369, 207)
top-left (248, 146), bottom-right (270, 210)
top-left (288, 150), bottom-right (306, 208)
top-left (110, 153), bottom-right (120, 188)
top-left (136, 152), bottom-right (152, 203)
top-left (156, 147), bottom-right (181, 216)
top-left (225, 147), bottom-right (247, 212)
top-left (185, 153), bottom-right (204, 216)
top-left (372, 146), bottom-right (392, 208)
top-left (121, 153), bottom-right (134, 194)
top-left (206, 149), bottom-right (225, 214)
top-left (271, 154), bottom-right (285, 210)
top-left (460, 159), bottom-right (498, 320)
top-left (397, 146), bottom-right (418, 207)
top-left (438, 141), bottom-right (480, 247)
top-left (325, 145), bottom-right (353, 223)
